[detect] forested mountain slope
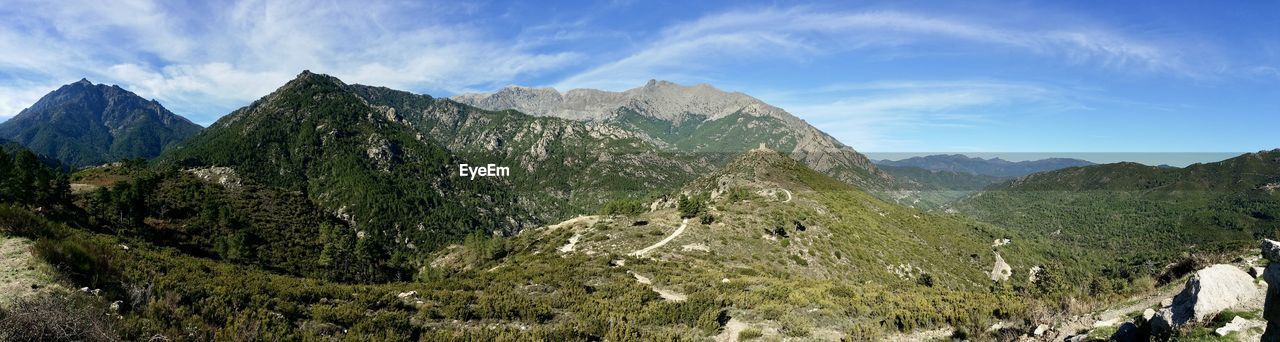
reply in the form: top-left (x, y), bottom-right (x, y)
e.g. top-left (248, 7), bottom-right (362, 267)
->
top-left (876, 154), bottom-right (1095, 178)
top-left (0, 79), bottom-right (201, 168)
top-left (953, 149), bottom-right (1280, 281)
top-left (347, 84), bottom-right (714, 221)
top-left (157, 71), bottom-right (528, 272)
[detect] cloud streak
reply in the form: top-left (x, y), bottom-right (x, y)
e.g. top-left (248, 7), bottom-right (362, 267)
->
top-left (0, 0), bottom-right (581, 124)
top-left (556, 7), bottom-right (1209, 90)
top-left (769, 80), bottom-right (1085, 151)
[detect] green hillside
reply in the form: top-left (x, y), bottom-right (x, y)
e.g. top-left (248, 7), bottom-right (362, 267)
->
top-left (347, 85), bottom-right (714, 221)
top-left (157, 71), bottom-right (528, 281)
top-left (953, 150), bottom-right (1280, 282)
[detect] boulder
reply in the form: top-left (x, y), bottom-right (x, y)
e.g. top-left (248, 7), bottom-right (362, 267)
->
top-left (1266, 262), bottom-right (1280, 340)
top-left (1032, 324), bottom-right (1048, 336)
top-left (1254, 266), bottom-right (1268, 279)
top-left (1149, 308), bottom-right (1176, 340)
top-left (1263, 239), bottom-right (1280, 263)
top-left (1165, 264), bottom-right (1259, 325)
top-left (1265, 263), bottom-right (1280, 321)
top-left (1142, 308), bottom-right (1157, 322)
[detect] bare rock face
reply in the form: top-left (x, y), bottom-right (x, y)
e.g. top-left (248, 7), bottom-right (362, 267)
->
top-left (453, 80), bottom-right (896, 191)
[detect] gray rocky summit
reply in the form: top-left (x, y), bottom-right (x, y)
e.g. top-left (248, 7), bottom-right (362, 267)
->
top-left (454, 80), bottom-right (898, 191)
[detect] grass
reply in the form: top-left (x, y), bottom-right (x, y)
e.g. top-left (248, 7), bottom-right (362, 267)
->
top-left (738, 327), bottom-right (763, 340)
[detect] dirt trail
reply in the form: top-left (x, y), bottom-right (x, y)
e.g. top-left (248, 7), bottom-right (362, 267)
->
top-left (628, 218), bottom-right (688, 257)
top-left (1095, 284), bottom-right (1182, 323)
top-left (558, 233), bottom-right (581, 253)
top-left (714, 318), bottom-right (749, 342)
top-left (630, 272), bottom-right (686, 301)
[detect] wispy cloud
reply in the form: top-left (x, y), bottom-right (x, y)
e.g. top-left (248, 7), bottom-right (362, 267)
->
top-left (556, 7), bottom-right (1210, 90)
top-left (0, 0), bottom-right (581, 124)
top-left (767, 80), bottom-right (1084, 151)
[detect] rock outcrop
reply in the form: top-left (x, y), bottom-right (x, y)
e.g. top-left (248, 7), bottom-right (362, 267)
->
top-left (1152, 264), bottom-right (1262, 338)
top-left (990, 253), bottom-right (1011, 282)
top-left (1263, 239), bottom-right (1280, 341)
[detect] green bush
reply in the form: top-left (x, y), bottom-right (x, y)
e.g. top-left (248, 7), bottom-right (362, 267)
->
top-left (599, 199), bottom-right (647, 216)
top-left (778, 313), bottom-right (813, 337)
top-left (677, 194), bottom-right (705, 219)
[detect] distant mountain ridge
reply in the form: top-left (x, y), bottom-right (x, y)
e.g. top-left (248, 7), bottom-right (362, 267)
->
top-left (0, 79), bottom-right (202, 168)
top-left (875, 154), bottom-right (1095, 178)
top-left (453, 80), bottom-right (897, 192)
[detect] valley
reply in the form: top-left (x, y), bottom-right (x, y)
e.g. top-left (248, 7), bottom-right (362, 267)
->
top-left (0, 73), bottom-right (1275, 341)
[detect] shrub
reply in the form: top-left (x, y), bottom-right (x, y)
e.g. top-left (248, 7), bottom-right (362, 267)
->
top-left (677, 194), bottom-right (705, 219)
top-left (739, 327), bottom-right (764, 339)
top-left (778, 313), bottom-right (813, 337)
top-left (0, 293), bottom-right (118, 342)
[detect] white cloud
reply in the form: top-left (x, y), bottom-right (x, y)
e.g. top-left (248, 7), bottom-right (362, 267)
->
top-left (768, 80), bottom-right (1082, 151)
top-left (0, 81), bottom-right (66, 119)
top-left (0, 0), bottom-right (582, 122)
top-left (557, 7), bottom-right (1209, 90)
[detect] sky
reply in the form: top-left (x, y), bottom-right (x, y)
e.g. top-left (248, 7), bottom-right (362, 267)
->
top-left (0, 0), bottom-right (1277, 164)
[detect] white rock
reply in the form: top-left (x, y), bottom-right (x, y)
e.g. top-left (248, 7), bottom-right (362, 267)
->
top-left (1214, 316), bottom-right (1265, 336)
top-left (1142, 308), bottom-right (1157, 321)
top-left (1166, 264), bottom-right (1261, 325)
top-left (1033, 324), bottom-right (1049, 336)
top-left (397, 290), bottom-right (417, 299)
top-left (989, 253), bottom-right (1012, 282)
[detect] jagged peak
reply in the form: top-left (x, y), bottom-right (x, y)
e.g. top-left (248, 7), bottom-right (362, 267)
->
top-left (74, 78), bottom-right (92, 86)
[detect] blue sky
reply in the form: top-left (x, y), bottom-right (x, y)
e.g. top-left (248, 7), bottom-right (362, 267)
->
top-left (0, 0), bottom-right (1276, 163)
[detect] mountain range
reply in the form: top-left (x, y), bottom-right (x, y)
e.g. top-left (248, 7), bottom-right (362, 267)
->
top-left (0, 79), bottom-right (201, 168)
top-left (0, 71), bottom-right (1275, 341)
top-left (875, 154), bottom-right (1095, 178)
top-left (453, 80), bottom-right (896, 192)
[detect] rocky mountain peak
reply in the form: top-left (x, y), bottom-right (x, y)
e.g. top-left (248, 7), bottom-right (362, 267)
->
top-left (284, 70), bottom-right (347, 89)
top-left (0, 79), bottom-right (201, 167)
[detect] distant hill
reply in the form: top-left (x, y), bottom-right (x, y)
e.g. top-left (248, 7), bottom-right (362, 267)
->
top-left (877, 165), bottom-right (1007, 207)
top-left (0, 79), bottom-right (201, 168)
top-left (953, 149), bottom-right (1280, 282)
top-left (875, 154), bottom-right (1094, 178)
